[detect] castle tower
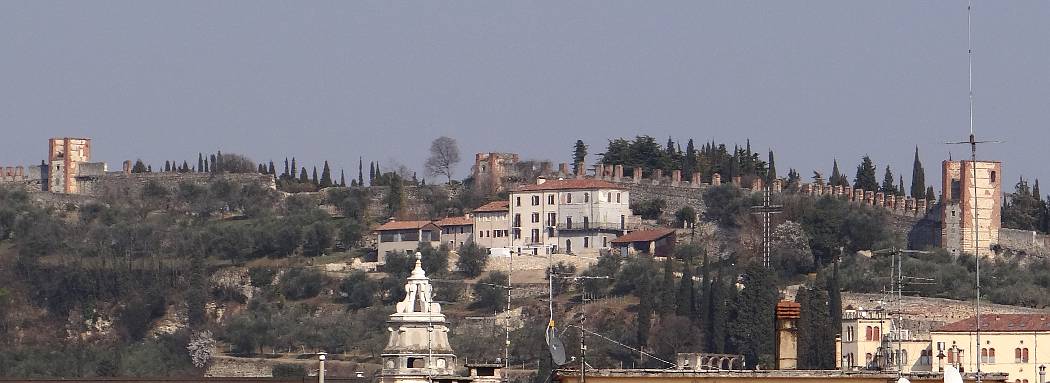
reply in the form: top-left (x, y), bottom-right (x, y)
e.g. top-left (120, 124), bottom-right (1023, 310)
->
top-left (48, 137), bottom-right (91, 194)
top-left (380, 253), bottom-right (457, 383)
top-left (941, 160), bottom-right (1002, 257)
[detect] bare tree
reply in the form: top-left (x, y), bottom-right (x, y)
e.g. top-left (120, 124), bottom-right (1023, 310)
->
top-left (425, 136), bottom-right (460, 184)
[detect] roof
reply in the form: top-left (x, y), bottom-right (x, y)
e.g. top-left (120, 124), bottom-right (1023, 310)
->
top-left (435, 216), bottom-right (473, 227)
top-left (933, 313), bottom-right (1050, 333)
top-left (474, 200), bottom-right (510, 213)
top-left (374, 220), bottom-right (439, 231)
top-left (610, 228), bottom-right (676, 244)
top-left (513, 178), bottom-right (625, 192)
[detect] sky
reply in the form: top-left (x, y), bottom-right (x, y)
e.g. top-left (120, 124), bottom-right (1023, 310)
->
top-left (1, 1), bottom-right (1048, 192)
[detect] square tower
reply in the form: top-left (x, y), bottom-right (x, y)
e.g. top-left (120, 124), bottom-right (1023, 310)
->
top-left (941, 160), bottom-right (1002, 257)
top-left (48, 137), bottom-right (92, 194)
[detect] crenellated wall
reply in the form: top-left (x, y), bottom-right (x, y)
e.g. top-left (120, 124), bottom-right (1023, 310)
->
top-left (796, 183), bottom-right (936, 218)
top-left (76, 172), bottom-right (277, 198)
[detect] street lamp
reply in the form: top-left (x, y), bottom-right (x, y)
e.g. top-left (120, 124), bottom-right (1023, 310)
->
top-left (1039, 364), bottom-right (1045, 383)
top-left (318, 352), bottom-right (327, 383)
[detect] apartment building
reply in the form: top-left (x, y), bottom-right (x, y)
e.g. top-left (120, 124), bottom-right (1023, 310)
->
top-left (472, 201), bottom-right (510, 249)
top-left (508, 178), bottom-right (630, 256)
top-left (435, 216), bottom-right (474, 251)
top-left (375, 220), bottom-right (441, 264)
top-left (931, 314), bottom-right (1050, 383)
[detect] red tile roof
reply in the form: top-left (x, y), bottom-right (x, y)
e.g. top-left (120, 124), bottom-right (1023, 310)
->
top-left (610, 228), bottom-right (676, 244)
top-left (374, 220), bottom-right (438, 231)
top-left (514, 179), bottom-right (625, 192)
top-left (474, 201), bottom-right (510, 213)
top-left (934, 314), bottom-right (1050, 332)
top-left (435, 216), bottom-right (473, 227)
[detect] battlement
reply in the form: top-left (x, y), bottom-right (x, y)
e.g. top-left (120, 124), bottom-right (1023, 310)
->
top-left (797, 183), bottom-right (936, 217)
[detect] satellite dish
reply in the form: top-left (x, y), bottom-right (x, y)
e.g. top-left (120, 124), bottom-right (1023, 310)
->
top-left (943, 365), bottom-right (963, 383)
top-left (546, 323), bottom-right (567, 365)
top-left (896, 377), bottom-right (911, 383)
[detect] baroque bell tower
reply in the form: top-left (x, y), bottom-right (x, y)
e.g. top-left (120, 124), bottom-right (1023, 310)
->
top-left (380, 253), bottom-right (457, 383)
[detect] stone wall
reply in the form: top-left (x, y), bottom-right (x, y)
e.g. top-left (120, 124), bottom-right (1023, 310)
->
top-left (78, 172), bottom-right (277, 198)
top-left (998, 228), bottom-right (1050, 256)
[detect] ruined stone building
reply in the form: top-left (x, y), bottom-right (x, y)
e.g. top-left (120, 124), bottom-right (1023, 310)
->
top-left (471, 152), bottom-right (519, 193)
top-left (941, 160), bottom-right (1002, 257)
top-left (48, 137), bottom-right (107, 194)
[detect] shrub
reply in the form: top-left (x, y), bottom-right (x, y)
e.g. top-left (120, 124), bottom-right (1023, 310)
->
top-left (279, 268), bottom-right (326, 300)
top-left (456, 242), bottom-right (489, 278)
top-left (271, 363), bottom-right (306, 378)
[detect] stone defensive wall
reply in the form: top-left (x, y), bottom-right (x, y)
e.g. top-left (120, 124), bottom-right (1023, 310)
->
top-left (0, 164), bottom-right (47, 190)
top-left (77, 172), bottom-right (277, 198)
top-left (998, 228), bottom-right (1050, 256)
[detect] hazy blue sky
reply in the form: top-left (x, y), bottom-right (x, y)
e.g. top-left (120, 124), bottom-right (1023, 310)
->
top-left (2, 1), bottom-right (1048, 191)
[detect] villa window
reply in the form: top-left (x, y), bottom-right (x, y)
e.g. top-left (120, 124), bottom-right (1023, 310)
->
top-left (548, 194), bottom-right (555, 205)
top-left (532, 195), bottom-right (540, 206)
top-left (566, 193), bottom-right (572, 203)
top-left (584, 193), bottom-right (590, 203)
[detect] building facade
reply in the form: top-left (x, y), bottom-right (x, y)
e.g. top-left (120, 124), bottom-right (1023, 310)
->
top-left (48, 137), bottom-right (96, 194)
top-left (508, 178), bottom-right (630, 256)
top-left (376, 221), bottom-right (442, 265)
top-left (472, 152), bottom-right (519, 193)
top-left (942, 160), bottom-right (1002, 257)
top-left (931, 314), bottom-right (1050, 383)
top-left (435, 216), bottom-right (473, 251)
top-left (472, 201), bottom-right (510, 250)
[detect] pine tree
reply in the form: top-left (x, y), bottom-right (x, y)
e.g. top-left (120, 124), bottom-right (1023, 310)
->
top-left (572, 140), bottom-right (588, 174)
top-left (320, 161), bottom-right (333, 188)
top-left (854, 156), bottom-right (878, 191)
top-left (312, 166), bottom-right (319, 185)
top-left (881, 166), bottom-right (896, 195)
top-left (358, 157), bottom-right (364, 186)
top-left (340, 170), bottom-right (346, 187)
top-left (766, 150), bottom-right (776, 183)
top-left (911, 147), bottom-right (926, 198)
top-left (299, 167), bottom-right (308, 183)
top-left (198, 153), bottom-right (204, 173)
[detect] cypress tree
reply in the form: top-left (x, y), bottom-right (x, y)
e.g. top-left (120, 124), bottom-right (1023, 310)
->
top-left (312, 166), bottom-right (319, 185)
top-left (182, 161), bottom-right (190, 173)
top-left (147, 165), bottom-right (152, 172)
top-left (358, 157), bottom-right (364, 186)
top-left (198, 153), bottom-right (204, 173)
top-left (268, 161), bottom-right (275, 175)
top-left (1035, 179), bottom-right (1042, 202)
top-left (291, 157), bottom-right (297, 178)
top-left (926, 186), bottom-right (936, 202)
top-left (209, 154), bottom-right (217, 173)
top-left (709, 261), bottom-right (728, 353)
top-left (767, 150), bottom-right (776, 183)
top-left (911, 147), bottom-right (926, 199)
top-left (829, 160), bottom-right (845, 187)
top-left (572, 140), bottom-right (588, 174)
top-left (676, 257), bottom-right (695, 318)
top-left (340, 170), bottom-right (346, 187)
top-left (828, 261), bottom-right (843, 341)
top-left (284, 158), bottom-right (290, 178)
top-left (656, 257), bottom-right (676, 316)
top-left (881, 167), bottom-right (895, 195)
top-left (636, 272), bottom-right (654, 346)
top-left (797, 274), bottom-right (835, 369)
top-left (369, 162), bottom-right (376, 185)
top-left (204, 158), bottom-right (209, 173)
top-left (898, 175), bottom-right (906, 197)
top-left (699, 251), bottom-right (711, 325)
top-left (299, 167), bottom-right (308, 183)
top-left (729, 265), bottom-right (778, 369)
top-left (320, 161), bottom-right (333, 188)
top-left (854, 156), bottom-right (878, 191)
top-left (164, 161), bottom-right (171, 172)
top-left (684, 139), bottom-right (697, 179)
top-left (215, 151), bottom-right (224, 173)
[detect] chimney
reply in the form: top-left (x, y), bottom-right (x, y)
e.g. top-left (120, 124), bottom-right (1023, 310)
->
top-left (536, 177), bottom-right (547, 185)
top-left (775, 300), bottom-right (801, 370)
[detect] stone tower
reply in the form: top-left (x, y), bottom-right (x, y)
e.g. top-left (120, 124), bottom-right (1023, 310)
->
top-left (48, 137), bottom-right (91, 194)
top-left (941, 160), bottom-right (1002, 257)
top-left (380, 253), bottom-right (457, 383)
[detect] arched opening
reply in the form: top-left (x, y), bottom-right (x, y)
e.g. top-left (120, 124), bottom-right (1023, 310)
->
top-left (409, 357), bottom-right (426, 368)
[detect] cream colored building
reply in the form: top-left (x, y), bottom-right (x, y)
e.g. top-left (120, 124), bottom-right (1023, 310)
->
top-left (375, 221), bottom-right (441, 265)
top-left (840, 306), bottom-right (891, 370)
top-left (435, 216), bottom-right (473, 251)
top-left (931, 313), bottom-right (1050, 383)
top-left (472, 201), bottom-right (510, 250)
top-left (508, 178), bottom-right (630, 256)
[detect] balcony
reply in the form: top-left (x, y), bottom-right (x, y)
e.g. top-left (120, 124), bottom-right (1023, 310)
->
top-left (556, 222), bottom-right (625, 231)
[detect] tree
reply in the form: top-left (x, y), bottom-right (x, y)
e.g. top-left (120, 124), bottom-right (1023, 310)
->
top-left (131, 159), bottom-right (148, 173)
top-left (854, 156), bottom-right (878, 191)
top-left (675, 247), bottom-right (697, 318)
top-left (311, 166), bottom-right (319, 185)
top-left (299, 167), bottom-right (309, 183)
top-left (880, 166), bottom-right (896, 195)
top-left (767, 150), bottom-right (776, 183)
top-left (897, 175), bottom-right (906, 197)
top-left (683, 139), bottom-right (697, 179)
top-left (268, 161), bottom-right (275, 175)
top-left (339, 271), bottom-right (378, 310)
top-left (829, 159), bottom-right (847, 187)
top-left (572, 140), bottom-right (588, 174)
top-left (911, 147), bottom-right (926, 198)
top-left (425, 136), bottom-right (461, 184)
top-left (339, 170), bottom-right (346, 187)
top-left (636, 272), bottom-right (654, 346)
top-left (164, 161), bottom-right (171, 172)
top-left (320, 161), bottom-right (333, 188)
top-left (729, 265), bottom-right (778, 369)
top-left (358, 157), bottom-right (364, 186)
top-left (796, 274), bottom-right (835, 369)
top-left (369, 162), bottom-right (376, 185)
top-left (675, 206), bottom-right (697, 228)
top-left (456, 242), bottom-right (489, 278)
top-left (198, 153), bottom-right (205, 173)
top-left (473, 271), bottom-right (509, 312)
